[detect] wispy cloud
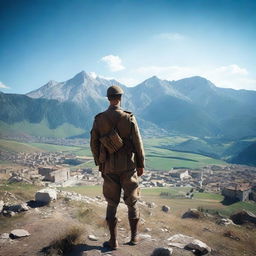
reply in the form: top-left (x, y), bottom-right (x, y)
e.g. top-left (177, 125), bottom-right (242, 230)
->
top-left (136, 65), bottom-right (197, 80)
top-left (210, 64), bottom-right (255, 90)
top-left (0, 81), bottom-right (10, 89)
top-left (132, 64), bottom-right (256, 90)
top-left (156, 32), bottom-right (186, 41)
top-left (100, 55), bottom-right (125, 72)
top-left (215, 64), bottom-right (248, 76)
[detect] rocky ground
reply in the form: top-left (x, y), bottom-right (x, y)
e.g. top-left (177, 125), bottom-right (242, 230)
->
top-left (0, 187), bottom-right (256, 256)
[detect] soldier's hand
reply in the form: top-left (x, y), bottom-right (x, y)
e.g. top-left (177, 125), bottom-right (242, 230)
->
top-left (136, 168), bottom-right (144, 177)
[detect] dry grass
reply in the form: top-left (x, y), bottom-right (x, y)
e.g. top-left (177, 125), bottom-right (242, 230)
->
top-left (0, 182), bottom-right (41, 201)
top-left (41, 225), bottom-right (84, 255)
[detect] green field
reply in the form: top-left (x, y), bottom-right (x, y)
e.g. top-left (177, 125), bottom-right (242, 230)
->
top-left (144, 137), bottom-right (226, 170)
top-left (0, 120), bottom-right (84, 138)
top-left (0, 136), bottom-right (227, 170)
top-left (0, 139), bottom-right (44, 153)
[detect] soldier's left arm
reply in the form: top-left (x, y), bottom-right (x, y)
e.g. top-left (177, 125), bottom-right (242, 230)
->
top-left (90, 119), bottom-right (101, 166)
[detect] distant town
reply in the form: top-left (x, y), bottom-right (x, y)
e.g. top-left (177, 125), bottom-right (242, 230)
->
top-left (1, 149), bottom-right (256, 203)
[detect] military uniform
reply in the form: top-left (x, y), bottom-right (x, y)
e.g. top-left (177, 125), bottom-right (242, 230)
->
top-left (90, 105), bottom-right (145, 220)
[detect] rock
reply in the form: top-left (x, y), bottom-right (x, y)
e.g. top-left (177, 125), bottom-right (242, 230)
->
top-left (168, 233), bottom-right (211, 255)
top-left (151, 247), bottom-right (173, 256)
top-left (230, 210), bottom-right (256, 225)
top-left (8, 176), bottom-right (32, 184)
top-left (0, 200), bottom-right (4, 213)
top-left (35, 188), bottom-right (57, 204)
top-left (182, 209), bottom-right (204, 219)
top-left (6, 203), bottom-right (29, 213)
top-left (3, 210), bottom-right (16, 217)
top-left (216, 218), bottom-right (234, 226)
top-left (88, 234), bottom-right (98, 241)
top-left (138, 233), bottom-right (152, 240)
top-left (168, 234), bottom-right (194, 249)
top-left (162, 205), bottom-right (170, 213)
top-left (0, 233), bottom-right (10, 239)
top-left (10, 229), bottom-right (30, 239)
top-left (147, 202), bottom-right (156, 208)
top-left (185, 239), bottom-right (211, 255)
top-left (145, 227), bottom-right (152, 232)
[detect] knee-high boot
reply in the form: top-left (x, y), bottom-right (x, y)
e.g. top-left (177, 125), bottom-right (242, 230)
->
top-left (104, 218), bottom-right (118, 250)
top-left (128, 218), bottom-right (139, 245)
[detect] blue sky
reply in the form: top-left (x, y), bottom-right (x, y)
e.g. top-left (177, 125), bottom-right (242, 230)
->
top-left (0, 0), bottom-right (256, 93)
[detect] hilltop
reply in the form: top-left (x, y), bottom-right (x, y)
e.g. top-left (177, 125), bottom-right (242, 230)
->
top-left (0, 183), bottom-right (255, 256)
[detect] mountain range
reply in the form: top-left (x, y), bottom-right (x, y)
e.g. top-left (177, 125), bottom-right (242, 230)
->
top-left (1, 70), bottom-right (256, 165)
top-left (25, 70), bottom-right (256, 139)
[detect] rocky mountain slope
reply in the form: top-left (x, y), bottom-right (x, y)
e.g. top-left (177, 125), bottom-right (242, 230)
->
top-left (25, 71), bottom-right (256, 139)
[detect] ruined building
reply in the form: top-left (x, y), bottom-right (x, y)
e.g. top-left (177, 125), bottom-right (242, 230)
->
top-left (222, 183), bottom-right (252, 201)
top-left (38, 166), bottom-right (70, 183)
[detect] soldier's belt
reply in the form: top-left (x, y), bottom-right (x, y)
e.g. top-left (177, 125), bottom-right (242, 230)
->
top-left (99, 129), bottom-right (124, 154)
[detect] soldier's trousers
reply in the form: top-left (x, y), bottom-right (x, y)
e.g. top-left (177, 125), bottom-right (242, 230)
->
top-left (102, 169), bottom-right (140, 220)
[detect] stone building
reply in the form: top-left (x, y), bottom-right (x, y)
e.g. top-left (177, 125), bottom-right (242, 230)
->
top-left (38, 166), bottom-right (70, 183)
top-left (222, 183), bottom-right (252, 201)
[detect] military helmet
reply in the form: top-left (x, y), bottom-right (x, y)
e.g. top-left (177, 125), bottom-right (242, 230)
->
top-left (107, 85), bottom-right (124, 97)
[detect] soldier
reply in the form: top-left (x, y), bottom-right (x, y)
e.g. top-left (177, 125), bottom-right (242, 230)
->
top-left (90, 85), bottom-right (145, 250)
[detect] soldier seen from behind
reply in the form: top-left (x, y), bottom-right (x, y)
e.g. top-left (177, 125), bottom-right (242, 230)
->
top-left (90, 85), bottom-right (145, 250)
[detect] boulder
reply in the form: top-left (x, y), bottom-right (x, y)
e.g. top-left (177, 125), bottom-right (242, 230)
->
top-left (151, 247), bottom-right (173, 256)
top-left (168, 234), bottom-right (211, 255)
top-left (230, 210), bottom-right (256, 225)
top-left (162, 205), bottom-right (170, 213)
top-left (168, 234), bottom-right (194, 249)
top-left (10, 229), bottom-right (30, 239)
top-left (6, 203), bottom-right (29, 213)
top-left (185, 239), bottom-right (211, 255)
top-left (35, 188), bottom-right (57, 204)
top-left (182, 209), bottom-right (204, 219)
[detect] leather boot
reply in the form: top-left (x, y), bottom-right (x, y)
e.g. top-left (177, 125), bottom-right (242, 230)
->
top-left (104, 218), bottom-right (118, 250)
top-left (128, 218), bottom-right (139, 245)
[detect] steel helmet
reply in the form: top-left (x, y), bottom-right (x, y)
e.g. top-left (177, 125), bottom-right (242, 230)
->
top-left (107, 85), bottom-right (124, 97)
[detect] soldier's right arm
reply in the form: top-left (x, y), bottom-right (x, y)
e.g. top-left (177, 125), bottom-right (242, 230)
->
top-left (130, 115), bottom-right (145, 169)
top-left (90, 118), bottom-right (100, 166)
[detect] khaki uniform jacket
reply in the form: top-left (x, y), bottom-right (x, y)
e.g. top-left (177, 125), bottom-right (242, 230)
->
top-left (90, 105), bottom-right (145, 173)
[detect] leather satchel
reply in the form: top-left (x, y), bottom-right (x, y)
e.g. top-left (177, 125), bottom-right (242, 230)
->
top-left (99, 114), bottom-right (123, 154)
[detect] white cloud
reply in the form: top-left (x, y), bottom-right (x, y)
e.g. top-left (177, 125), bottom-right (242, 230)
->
top-left (100, 55), bottom-right (125, 72)
top-left (207, 65), bottom-right (255, 90)
top-left (136, 65), bottom-right (198, 81)
top-left (157, 32), bottom-right (185, 41)
top-left (0, 81), bottom-right (10, 89)
top-left (215, 64), bottom-right (248, 76)
top-left (131, 64), bottom-right (256, 90)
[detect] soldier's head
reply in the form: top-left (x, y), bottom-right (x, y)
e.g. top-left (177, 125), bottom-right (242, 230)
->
top-left (107, 85), bottom-right (124, 105)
